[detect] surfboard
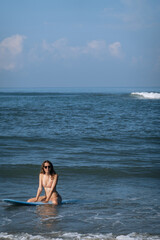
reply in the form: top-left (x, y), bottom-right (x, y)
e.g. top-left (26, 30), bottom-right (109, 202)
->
top-left (3, 199), bottom-right (51, 206)
top-left (3, 199), bottom-right (78, 206)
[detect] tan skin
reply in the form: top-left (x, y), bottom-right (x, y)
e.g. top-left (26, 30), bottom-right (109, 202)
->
top-left (27, 162), bottom-right (62, 205)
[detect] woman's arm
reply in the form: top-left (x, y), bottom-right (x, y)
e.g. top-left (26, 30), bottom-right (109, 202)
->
top-left (44, 174), bottom-right (58, 202)
top-left (35, 174), bottom-right (43, 201)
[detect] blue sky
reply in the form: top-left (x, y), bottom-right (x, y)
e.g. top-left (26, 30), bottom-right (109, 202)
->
top-left (0, 0), bottom-right (160, 88)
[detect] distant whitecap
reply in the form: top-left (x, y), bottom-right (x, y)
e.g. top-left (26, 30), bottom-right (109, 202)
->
top-left (131, 92), bottom-right (160, 99)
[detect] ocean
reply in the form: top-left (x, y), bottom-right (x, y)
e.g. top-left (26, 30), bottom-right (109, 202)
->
top-left (0, 87), bottom-right (160, 240)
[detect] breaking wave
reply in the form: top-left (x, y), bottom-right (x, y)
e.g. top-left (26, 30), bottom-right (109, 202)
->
top-left (131, 92), bottom-right (160, 99)
top-left (0, 232), bottom-right (160, 240)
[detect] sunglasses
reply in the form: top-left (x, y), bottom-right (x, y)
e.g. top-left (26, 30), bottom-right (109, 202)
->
top-left (44, 165), bottom-right (51, 169)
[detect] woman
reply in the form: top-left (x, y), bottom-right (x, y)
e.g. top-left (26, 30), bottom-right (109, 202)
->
top-left (27, 160), bottom-right (62, 205)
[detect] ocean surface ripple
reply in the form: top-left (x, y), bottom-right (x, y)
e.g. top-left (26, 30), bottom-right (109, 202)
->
top-left (0, 89), bottom-right (160, 239)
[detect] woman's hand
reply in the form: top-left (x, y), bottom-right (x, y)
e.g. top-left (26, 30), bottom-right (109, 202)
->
top-left (42, 199), bottom-right (49, 203)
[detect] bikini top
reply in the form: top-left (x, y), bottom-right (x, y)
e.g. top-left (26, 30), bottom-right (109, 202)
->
top-left (42, 175), bottom-right (54, 188)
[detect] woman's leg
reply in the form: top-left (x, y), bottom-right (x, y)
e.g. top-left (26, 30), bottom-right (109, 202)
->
top-left (51, 192), bottom-right (62, 205)
top-left (27, 196), bottom-right (46, 202)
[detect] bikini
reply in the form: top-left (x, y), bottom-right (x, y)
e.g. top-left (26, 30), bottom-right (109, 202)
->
top-left (43, 175), bottom-right (59, 198)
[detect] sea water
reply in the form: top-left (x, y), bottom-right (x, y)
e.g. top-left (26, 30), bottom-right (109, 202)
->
top-left (0, 87), bottom-right (160, 240)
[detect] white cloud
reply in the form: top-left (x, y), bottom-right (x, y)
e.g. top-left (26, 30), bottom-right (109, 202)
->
top-left (43, 38), bottom-right (76, 59)
top-left (0, 35), bottom-right (26, 70)
top-left (42, 39), bottom-right (107, 59)
top-left (29, 39), bottom-right (123, 63)
top-left (108, 42), bottom-right (123, 58)
top-left (103, 0), bottom-right (158, 30)
top-left (85, 40), bottom-right (107, 56)
top-left (87, 40), bottom-right (106, 51)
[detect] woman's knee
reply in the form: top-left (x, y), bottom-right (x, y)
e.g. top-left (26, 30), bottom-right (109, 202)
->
top-left (27, 198), bottom-right (34, 202)
top-left (53, 200), bottom-right (58, 205)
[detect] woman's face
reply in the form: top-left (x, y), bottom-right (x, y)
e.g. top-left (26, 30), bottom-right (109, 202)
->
top-left (43, 162), bottom-right (51, 174)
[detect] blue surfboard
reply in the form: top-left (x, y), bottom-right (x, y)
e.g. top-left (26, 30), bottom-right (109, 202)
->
top-left (3, 199), bottom-right (78, 206)
top-left (3, 199), bottom-right (51, 206)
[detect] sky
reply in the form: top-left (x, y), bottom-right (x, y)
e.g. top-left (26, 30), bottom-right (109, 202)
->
top-left (0, 0), bottom-right (160, 88)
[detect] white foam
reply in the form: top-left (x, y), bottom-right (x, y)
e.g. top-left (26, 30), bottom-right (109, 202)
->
top-left (0, 232), bottom-right (46, 240)
top-left (131, 92), bottom-right (160, 99)
top-left (61, 232), bottom-right (114, 239)
top-left (0, 232), bottom-right (160, 240)
top-left (116, 232), bottom-right (160, 240)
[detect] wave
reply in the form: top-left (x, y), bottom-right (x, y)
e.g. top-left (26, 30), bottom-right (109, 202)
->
top-left (0, 232), bottom-right (159, 240)
top-left (0, 164), bottom-right (159, 179)
top-left (131, 92), bottom-right (160, 99)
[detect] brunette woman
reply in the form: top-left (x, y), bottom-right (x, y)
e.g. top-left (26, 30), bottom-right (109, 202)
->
top-left (27, 160), bottom-right (62, 205)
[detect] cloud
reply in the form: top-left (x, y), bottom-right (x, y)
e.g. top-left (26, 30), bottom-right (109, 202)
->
top-left (103, 0), bottom-right (159, 30)
top-left (42, 39), bottom-right (107, 59)
top-left (29, 39), bottom-right (123, 64)
top-left (85, 40), bottom-right (107, 55)
top-left (42, 38), bottom-right (77, 59)
top-left (0, 35), bottom-right (26, 70)
top-left (87, 40), bottom-right (106, 51)
top-left (108, 42), bottom-right (123, 58)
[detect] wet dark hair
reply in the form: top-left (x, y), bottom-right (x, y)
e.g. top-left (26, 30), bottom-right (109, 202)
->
top-left (40, 160), bottom-right (56, 175)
